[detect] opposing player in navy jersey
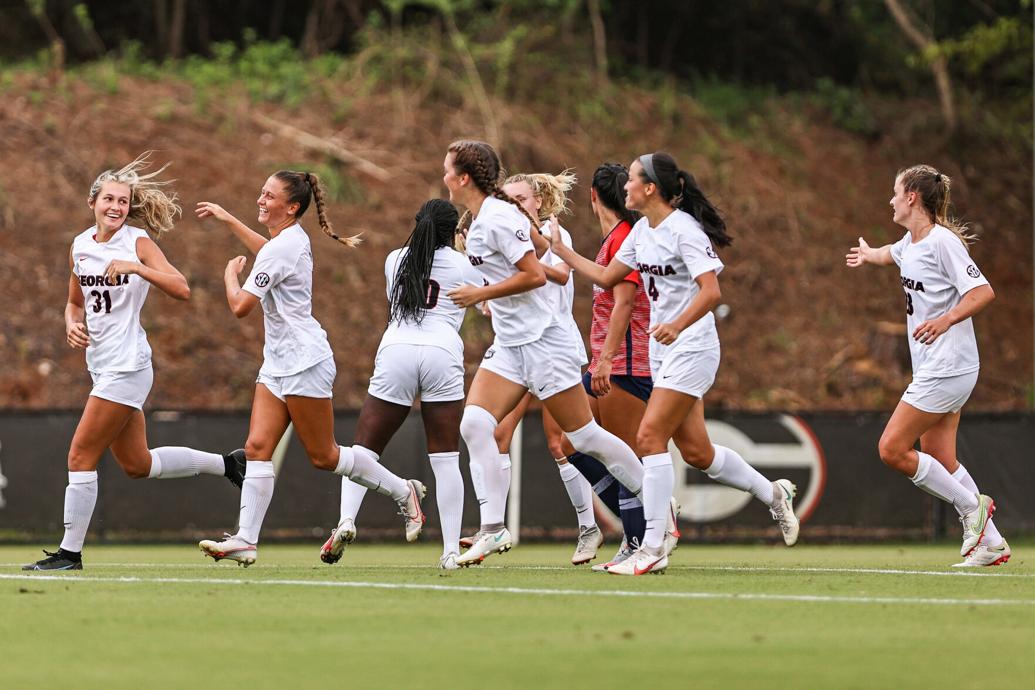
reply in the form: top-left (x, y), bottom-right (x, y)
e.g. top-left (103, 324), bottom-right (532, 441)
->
top-left (24, 154), bottom-right (246, 572)
top-left (847, 164), bottom-right (1005, 566)
top-left (319, 199), bottom-right (481, 570)
top-left (442, 140), bottom-right (648, 567)
top-left (550, 152), bottom-right (799, 575)
top-left (193, 171), bottom-right (426, 567)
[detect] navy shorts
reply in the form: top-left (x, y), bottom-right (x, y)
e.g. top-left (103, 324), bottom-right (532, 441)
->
top-left (581, 371), bottom-right (653, 403)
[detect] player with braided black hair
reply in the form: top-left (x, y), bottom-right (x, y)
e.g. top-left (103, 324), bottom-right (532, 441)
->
top-left (442, 140), bottom-right (648, 567)
top-left (319, 199), bottom-right (482, 570)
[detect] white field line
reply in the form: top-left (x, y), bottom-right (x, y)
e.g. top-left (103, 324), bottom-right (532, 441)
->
top-left (1, 563), bottom-right (1033, 578)
top-left (1, 573), bottom-right (1033, 607)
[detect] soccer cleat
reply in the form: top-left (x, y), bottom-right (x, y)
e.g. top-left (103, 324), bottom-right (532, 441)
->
top-left (571, 525), bottom-right (604, 565)
top-left (319, 517), bottom-right (356, 564)
top-left (960, 494), bottom-right (995, 557)
top-left (458, 533), bottom-right (479, 549)
top-left (953, 540), bottom-right (1011, 568)
top-left (455, 527), bottom-right (513, 567)
top-left (663, 497), bottom-right (681, 556)
top-left (439, 552), bottom-right (460, 570)
top-left (592, 538), bottom-right (634, 572)
top-left (199, 534), bottom-right (256, 567)
top-left (607, 546), bottom-right (667, 576)
top-left (769, 479), bottom-right (799, 546)
top-left (22, 548), bottom-right (82, 571)
top-left (223, 449), bottom-right (247, 489)
top-left (397, 479), bottom-right (427, 543)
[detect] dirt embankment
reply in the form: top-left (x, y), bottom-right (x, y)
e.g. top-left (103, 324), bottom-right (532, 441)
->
top-left (1, 71), bottom-right (1030, 411)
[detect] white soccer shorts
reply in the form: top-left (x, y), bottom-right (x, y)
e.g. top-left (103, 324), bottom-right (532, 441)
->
top-left (651, 343), bottom-right (720, 398)
top-left (89, 365), bottom-right (154, 410)
top-left (901, 370), bottom-right (978, 414)
top-left (257, 356), bottom-right (336, 401)
top-left (480, 323), bottom-right (584, 400)
top-left (368, 343), bottom-right (465, 406)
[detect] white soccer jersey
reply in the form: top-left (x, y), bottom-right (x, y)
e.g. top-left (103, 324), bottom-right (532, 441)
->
top-left (890, 225), bottom-right (989, 377)
top-left (464, 196), bottom-right (554, 346)
top-left (613, 209), bottom-right (724, 361)
top-left (71, 224), bottom-right (152, 373)
top-left (540, 224), bottom-right (586, 361)
top-left (242, 224), bottom-right (333, 377)
top-left (379, 245), bottom-right (483, 357)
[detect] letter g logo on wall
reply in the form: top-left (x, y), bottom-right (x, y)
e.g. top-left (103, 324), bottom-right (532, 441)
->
top-left (669, 415), bottom-right (826, 525)
top-left (254, 272), bottom-right (271, 288)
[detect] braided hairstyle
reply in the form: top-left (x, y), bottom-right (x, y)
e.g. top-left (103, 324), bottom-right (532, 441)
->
top-left (272, 170), bottom-right (361, 248)
top-left (897, 164), bottom-right (973, 244)
top-left (503, 170), bottom-right (577, 222)
top-left (89, 151), bottom-right (181, 239)
top-left (389, 199), bottom-right (460, 325)
top-left (591, 162), bottom-right (640, 227)
top-left (447, 139), bottom-right (541, 234)
top-left (638, 152), bottom-right (731, 248)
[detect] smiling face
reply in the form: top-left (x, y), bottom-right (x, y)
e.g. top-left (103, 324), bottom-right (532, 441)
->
top-left (502, 180), bottom-right (540, 220)
top-left (624, 160), bottom-right (653, 211)
top-left (442, 152), bottom-right (468, 203)
top-left (89, 181), bottom-right (131, 233)
top-left (257, 175), bottom-right (298, 229)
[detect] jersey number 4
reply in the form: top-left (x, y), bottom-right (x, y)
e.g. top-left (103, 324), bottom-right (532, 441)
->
top-left (647, 276), bottom-right (660, 302)
top-left (90, 289), bottom-right (113, 314)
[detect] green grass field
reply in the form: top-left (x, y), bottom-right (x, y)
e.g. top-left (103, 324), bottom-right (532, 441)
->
top-left (2, 542), bottom-right (1033, 689)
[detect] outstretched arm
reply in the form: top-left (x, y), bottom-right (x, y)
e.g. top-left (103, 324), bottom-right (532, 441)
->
top-left (547, 217), bottom-right (634, 288)
top-left (846, 237), bottom-right (894, 267)
top-left (197, 202), bottom-right (268, 255)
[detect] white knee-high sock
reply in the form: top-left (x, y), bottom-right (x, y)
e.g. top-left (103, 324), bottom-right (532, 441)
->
top-left (59, 471), bottom-right (97, 553)
top-left (236, 461), bottom-right (275, 544)
top-left (498, 453), bottom-right (512, 521)
top-left (148, 447), bottom-right (224, 479)
top-left (911, 452), bottom-right (979, 515)
top-left (334, 445), bottom-right (409, 502)
top-left (641, 454), bottom-right (673, 551)
top-left (564, 420), bottom-right (643, 495)
top-left (706, 445), bottom-right (775, 506)
top-left (339, 477), bottom-right (368, 523)
top-left (430, 452), bottom-right (464, 555)
top-left (953, 463), bottom-right (1003, 546)
top-left (557, 460), bottom-right (595, 528)
top-left (460, 406), bottom-right (504, 527)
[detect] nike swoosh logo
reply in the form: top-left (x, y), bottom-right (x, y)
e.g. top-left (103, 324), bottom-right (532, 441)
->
top-left (633, 557), bottom-right (662, 575)
top-left (538, 384), bottom-right (547, 391)
top-left (493, 534), bottom-right (505, 542)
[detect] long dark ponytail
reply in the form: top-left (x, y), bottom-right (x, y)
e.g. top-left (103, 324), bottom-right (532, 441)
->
top-left (389, 199), bottom-right (460, 325)
top-left (591, 162), bottom-right (640, 228)
top-left (639, 152), bottom-right (731, 248)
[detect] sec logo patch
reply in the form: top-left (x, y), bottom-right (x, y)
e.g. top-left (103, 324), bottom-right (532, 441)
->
top-left (515, 229), bottom-right (528, 241)
top-left (966, 265), bottom-right (980, 278)
top-left (254, 272), bottom-right (271, 287)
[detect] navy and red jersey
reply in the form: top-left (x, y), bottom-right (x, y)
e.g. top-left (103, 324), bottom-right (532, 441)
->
top-left (588, 220), bottom-right (652, 376)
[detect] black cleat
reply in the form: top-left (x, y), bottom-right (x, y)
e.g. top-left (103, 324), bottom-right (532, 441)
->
top-left (223, 449), bottom-right (247, 489)
top-left (23, 548), bottom-right (83, 571)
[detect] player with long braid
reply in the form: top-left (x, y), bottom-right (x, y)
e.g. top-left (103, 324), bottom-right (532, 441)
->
top-left (192, 171), bottom-right (426, 567)
top-left (319, 199), bottom-right (481, 570)
top-left (442, 140), bottom-right (651, 568)
top-left (24, 154), bottom-right (246, 571)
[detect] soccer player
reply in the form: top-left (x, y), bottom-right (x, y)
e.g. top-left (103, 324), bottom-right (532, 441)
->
top-left (193, 171), bottom-right (425, 567)
top-left (550, 152), bottom-right (799, 575)
top-left (846, 164), bottom-right (1006, 567)
top-left (23, 154), bottom-right (246, 572)
top-left (442, 140), bottom-right (649, 568)
top-left (319, 199), bottom-right (480, 570)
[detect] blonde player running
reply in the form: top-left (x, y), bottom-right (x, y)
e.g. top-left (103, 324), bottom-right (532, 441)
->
top-left (442, 140), bottom-right (648, 568)
top-left (24, 154), bottom-right (247, 572)
top-left (550, 152), bottom-right (799, 575)
top-left (847, 164), bottom-right (1005, 567)
top-left (194, 171), bottom-right (425, 567)
top-left (319, 199), bottom-right (481, 570)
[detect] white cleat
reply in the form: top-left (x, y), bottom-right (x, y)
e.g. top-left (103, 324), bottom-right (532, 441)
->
top-left (398, 480), bottom-right (427, 543)
top-left (769, 479), bottom-right (799, 546)
top-left (607, 546), bottom-right (667, 576)
top-left (663, 497), bottom-right (681, 556)
top-left (320, 517), bottom-right (356, 564)
top-left (199, 534), bottom-right (256, 567)
top-left (439, 552), bottom-right (460, 570)
top-left (571, 525), bottom-right (604, 565)
top-left (953, 539), bottom-right (1010, 568)
top-left (455, 527), bottom-right (513, 567)
top-left (960, 494), bottom-right (995, 557)
top-left (592, 538), bottom-right (634, 572)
